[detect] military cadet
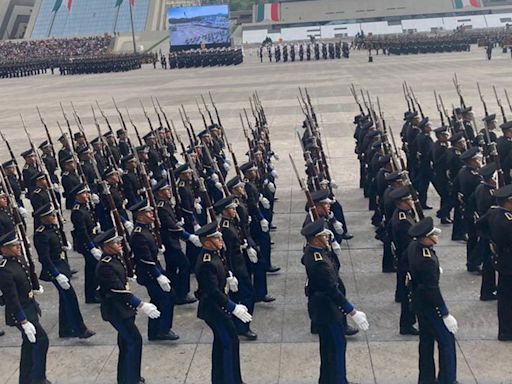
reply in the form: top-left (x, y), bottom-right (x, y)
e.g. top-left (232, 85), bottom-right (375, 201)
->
top-left (474, 163), bottom-right (498, 301)
top-left (30, 172), bottom-right (53, 229)
top-left (300, 219), bottom-right (369, 384)
top-left (0, 231), bottom-right (51, 384)
top-left (389, 187), bottom-right (419, 335)
top-left (60, 154), bottom-right (81, 210)
top-left (91, 137), bottom-right (108, 170)
top-left (70, 183), bottom-right (102, 304)
top-left (461, 107), bottom-right (476, 145)
top-left (3, 160), bottom-right (24, 207)
top-left (104, 131), bottom-right (122, 166)
top-left (446, 132), bottom-right (467, 241)
top-left (57, 134), bottom-right (72, 169)
top-left (407, 217), bottom-right (458, 384)
top-left (194, 221), bottom-right (252, 384)
top-left (117, 129), bottom-right (131, 157)
top-left (455, 147), bottom-right (483, 273)
top-left (478, 184), bottom-right (512, 341)
top-left (143, 132), bottom-right (165, 181)
top-left (432, 126), bottom-right (452, 224)
top-left (95, 228), bottom-right (161, 384)
top-left (0, 187), bottom-right (27, 233)
top-left (307, 43), bottom-right (312, 60)
top-left (415, 118), bottom-right (434, 210)
top-left (405, 113), bottom-right (421, 185)
top-left (21, 149), bottom-right (38, 197)
top-left (497, 121), bottom-right (512, 185)
top-left (39, 141), bottom-right (59, 188)
top-left (33, 203), bottom-right (95, 339)
top-left (77, 146), bottom-right (99, 197)
top-left (121, 154), bottom-right (143, 207)
top-left (481, 114), bottom-right (498, 145)
top-left (153, 179), bottom-right (199, 305)
top-left (98, 167), bottom-right (133, 232)
top-left (129, 200), bottom-right (178, 341)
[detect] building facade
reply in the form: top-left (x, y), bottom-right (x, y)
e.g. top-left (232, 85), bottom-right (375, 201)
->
top-left (0, 0), bottom-right (35, 40)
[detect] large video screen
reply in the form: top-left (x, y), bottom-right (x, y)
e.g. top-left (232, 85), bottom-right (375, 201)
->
top-left (168, 5), bottom-right (230, 51)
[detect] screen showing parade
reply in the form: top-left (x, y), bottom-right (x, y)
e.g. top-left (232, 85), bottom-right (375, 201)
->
top-left (168, 5), bottom-right (230, 50)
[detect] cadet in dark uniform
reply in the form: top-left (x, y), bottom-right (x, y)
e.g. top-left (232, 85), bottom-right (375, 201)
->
top-left (478, 184), bottom-right (512, 341)
top-left (121, 154), bottom-right (143, 208)
top-left (57, 134), bottom-right (72, 169)
top-left (407, 217), bottom-right (458, 384)
top-left (446, 133), bottom-right (467, 241)
top-left (0, 188), bottom-right (22, 233)
top-left (117, 129), bottom-right (131, 157)
top-left (432, 126), bottom-right (452, 224)
top-left (21, 149), bottom-right (38, 197)
top-left (60, 154), bottom-right (81, 210)
top-left (70, 183), bottom-right (102, 304)
top-left (0, 231), bottom-right (51, 384)
top-left (3, 159), bottom-right (24, 207)
top-left (415, 118), bottom-right (434, 209)
top-left (129, 200), bottom-right (178, 341)
top-left (33, 203), bottom-right (94, 339)
top-left (95, 228), bottom-right (161, 384)
top-left (497, 121), bottom-right (512, 185)
top-left (194, 221), bottom-right (252, 384)
top-left (30, 172), bottom-right (53, 229)
top-left (301, 219), bottom-right (369, 384)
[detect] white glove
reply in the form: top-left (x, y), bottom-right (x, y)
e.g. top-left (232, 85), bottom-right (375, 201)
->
top-left (223, 163), bottom-right (230, 171)
top-left (94, 223), bottom-right (101, 233)
top-left (91, 247), bottom-right (102, 260)
top-left (56, 273), bottom-right (71, 290)
top-left (443, 314), bottom-right (458, 334)
top-left (350, 310), bottom-right (369, 331)
top-left (271, 170), bottom-right (278, 179)
top-left (194, 223), bottom-right (201, 232)
top-left (117, 168), bottom-right (124, 176)
top-left (52, 183), bottom-right (61, 192)
top-left (91, 193), bottom-right (100, 205)
top-left (272, 153), bottom-right (280, 161)
top-left (232, 304), bottom-right (252, 323)
top-left (161, 169), bottom-right (168, 178)
top-left (188, 234), bottom-right (201, 247)
top-left (215, 182), bottom-right (223, 191)
top-left (247, 247), bottom-right (258, 264)
top-left (150, 178), bottom-right (157, 187)
top-left (156, 274), bottom-right (171, 292)
top-left (137, 188), bottom-right (146, 195)
top-left (331, 241), bottom-right (342, 258)
top-left (18, 207), bottom-right (29, 219)
top-left (267, 182), bottom-right (276, 193)
top-left (33, 286), bottom-right (44, 295)
top-left (140, 302), bottom-right (161, 319)
top-left (63, 242), bottom-right (72, 252)
top-left (148, 171), bottom-right (153, 177)
top-left (260, 196), bottom-right (270, 209)
top-left (178, 218), bottom-right (185, 226)
top-left (123, 199), bottom-right (128, 206)
top-left (333, 220), bottom-right (344, 235)
top-left (159, 245), bottom-right (166, 253)
top-left (194, 201), bottom-right (203, 214)
top-left (439, 267), bottom-right (443, 274)
top-left (227, 271), bottom-right (239, 292)
top-left (21, 321), bottom-right (37, 343)
top-left (128, 274), bottom-right (137, 282)
top-left (211, 173), bottom-right (219, 182)
top-left (260, 218), bottom-right (269, 232)
top-left (240, 239), bottom-right (248, 250)
top-left (124, 221), bottom-right (134, 234)
top-left (330, 179), bottom-right (338, 189)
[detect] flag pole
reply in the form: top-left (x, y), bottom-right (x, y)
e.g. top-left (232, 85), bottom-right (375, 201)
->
top-left (113, 4), bottom-right (121, 34)
top-left (47, 10), bottom-right (58, 37)
top-left (129, 0), bottom-right (137, 53)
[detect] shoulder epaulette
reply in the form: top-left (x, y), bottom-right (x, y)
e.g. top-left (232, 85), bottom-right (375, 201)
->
top-left (505, 212), bottom-right (512, 221)
top-left (101, 256), bottom-right (112, 263)
top-left (399, 212), bottom-right (407, 220)
top-left (314, 252), bottom-right (323, 261)
top-left (34, 188), bottom-right (41, 193)
top-left (157, 201), bottom-right (164, 208)
top-left (203, 253), bottom-right (211, 262)
top-left (134, 226), bottom-right (142, 233)
top-left (0, 259), bottom-right (6, 268)
top-left (222, 219), bottom-right (230, 228)
top-left (73, 204), bottom-right (80, 210)
top-left (422, 248), bottom-right (431, 258)
top-left (36, 226), bottom-right (45, 233)
top-left (62, 171), bottom-right (69, 176)
top-left (178, 181), bottom-right (185, 187)
top-left (23, 165), bottom-right (29, 170)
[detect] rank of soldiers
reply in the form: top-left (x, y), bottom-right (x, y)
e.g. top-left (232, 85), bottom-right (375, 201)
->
top-left (260, 41), bottom-right (350, 63)
top-left (162, 47), bottom-right (243, 70)
top-left (0, 91), bottom-right (280, 384)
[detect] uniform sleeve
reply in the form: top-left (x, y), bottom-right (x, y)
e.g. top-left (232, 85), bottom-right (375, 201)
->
top-left (131, 233), bottom-right (161, 278)
top-left (0, 270), bottom-right (26, 322)
top-left (71, 210), bottom-right (94, 249)
top-left (34, 233), bottom-right (59, 278)
top-left (310, 261), bottom-right (353, 314)
top-left (97, 263), bottom-right (141, 308)
top-left (197, 262), bottom-right (232, 310)
top-left (421, 258), bottom-right (448, 317)
top-left (158, 207), bottom-right (188, 240)
top-left (245, 183), bottom-right (263, 220)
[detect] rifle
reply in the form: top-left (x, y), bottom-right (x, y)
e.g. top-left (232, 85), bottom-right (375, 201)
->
top-left (196, 98), bottom-right (208, 129)
top-left (140, 100), bottom-right (154, 132)
top-left (240, 113), bottom-right (254, 159)
top-left (201, 94), bottom-right (215, 125)
top-left (453, 74), bottom-right (466, 108)
top-left (350, 84), bottom-right (364, 114)
top-left (0, 163), bottom-right (40, 290)
top-left (179, 108), bottom-right (195, 147)
top-left (249, 96), bottom-right (260, 128)
top-left (112, 97), bottom-right (127, 132)
top-left (209, 92), bottom-right (223, 127)
top-left (95, 100), bottom-right (115, 136)
top-left (408, 86), bottom-right (425, 119)
top-left (434, 91), bottom-right (445, 127)
top-left (505, 89), bottom-right (512, 115)
top-left (150, 97), bottom-right (163, 129)
top-left (493, 86), bottom-right (507, 123)
top-left (0, 129), bottom-right (25, 190)
top-left (181, 104), bottom-right (198, 144)
top-left (154, 97), bottom-right (176, 144)
top-left (36, 107), bottom-right (57, 160)
top-left (402, 82), bottom-right (412, 112)
top-left (60, 102), bottom-right (76, 152)
top-left (477, 82), bottom-right (489, 118)
top-left (91, 106), bottom-right (117, 168)
top-left (289, 154), bottom-right (318, 221)
top-left (438, 94), bottom-right (454, 134)
top-left (70, 101), bottom-right (82, 127)
top-left (126, 107), bottom-right (143, 145)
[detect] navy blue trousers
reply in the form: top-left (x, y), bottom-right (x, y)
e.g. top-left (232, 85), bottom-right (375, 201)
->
top-left (164, 245), bottom-right (191, 299)
top-left (318, 321), bottom-right (348, 384)
top-left (16, 320), bottom-right (49, 384)
top-left (145, 279), bottom-right (174, 338)
top-left (109, 316), bottom-right (143, 384)
top-left (52, 281), bottom-right (86, 337)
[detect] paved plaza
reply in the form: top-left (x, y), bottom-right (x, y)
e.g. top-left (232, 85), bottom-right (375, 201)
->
top-left (0, 47), bottom-right (511, 384)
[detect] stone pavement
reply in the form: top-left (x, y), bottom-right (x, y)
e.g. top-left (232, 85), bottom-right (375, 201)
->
top-left (1, 46), bottom-right (512, 384)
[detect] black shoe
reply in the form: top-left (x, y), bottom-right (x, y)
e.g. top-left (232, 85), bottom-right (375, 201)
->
top-left (79, 329), bottom-right (96, 339)
top-left (498, 334), bottom-right (512, 341)
top-left (345, 325), bottom-right (359, 336)
top-left (31, 380), bottom-right (52, 384)
top-left (270, 241), bottom-right (275, 245)
top-left (256, 295), bottom-right (276, 303)
top-left (149, 330), bottom-right (179, 341)
top-left (400, 327), bottom-right (419, 336)
top-left (71, 269), bottom-right (78, 275)
top-left (138, 377), bottom-right (146, 384)
top-left (267, 265), bottom-right (281, 273)
top-left (440, 218), bottom-right (453, 224)
top-left (467, 266), bottom-right (482, 275)
top-left (341, 232), bottom-right (354, 240)
top-left (0, 329), bottom-right (4, 336)
top-left (452, 235), bottom-right (468, 242)
top-left (422, 205), bottom-right (433, 210)
top-left (239, 329), bottom-right (258, 340)
top-left (480, 292), bottom-right (497, 301)
top-left (270, 224), bottom-right (277, 230)
top-left (175, 294), bottom-right (197, 305)
top-left (382, 267), bottom-right (397, 273)
top-left (85, 298), bottom-right (101, 304)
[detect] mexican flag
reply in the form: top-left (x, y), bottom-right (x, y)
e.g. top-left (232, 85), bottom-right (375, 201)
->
top-left (115, 0), bottom-right (135, 7)
top-left (453, 0), bottom-right (481, 9)
top-left (256, 3), bottom-right (280, 23)
top-left (52, 0), bottom-right (73, 12)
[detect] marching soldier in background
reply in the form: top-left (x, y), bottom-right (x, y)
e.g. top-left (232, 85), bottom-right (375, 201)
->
top-left (194, 221), bottom-right (252, 384)
top-left (33, 203), bottom-right (95, 339)
top-left (117, 129), bottom-right (131, 157)
top-left (60, 154), bottom-right (81, 210)
top-left (21, 149), bottom-right (38, 197)
top-left (104, 131), bottom-right (122, 166)
top-left (3, 160), bottom-right (24, 207)
top-left (446, 132), bottom-right (467, 241)
top-left (0, 231), bottom-right (50, 384)
top-left (415, 118), bottom-right (434, 210)
top-left (129, 200), bottom-right (178, 341)
top-left (121, 154), bottom-right (143, 208)
top-left (95, 228), bottom-right (161, 384)
top-left (39, 141), bottom-right (59, 192)
top-left (497, 121), bottom-right (512, 185)
top-left (57, 134), bottom-right (72, 169)
top-left (30, 172), bottom-right (53, 229)
top-left (432, 126), bottom-right (452, 224)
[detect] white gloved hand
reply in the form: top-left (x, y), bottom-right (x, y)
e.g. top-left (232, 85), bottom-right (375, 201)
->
top-left (227, 271), bottom-right (239, 292)
top-left (128, 274), bottom-right (137, 282)
top-left (225, 158), bottom-right (232, 166)
top-left (159, 245), bottom-right (166, 254)
top-left (232, 304), bottom-right (252, 323)
top-left (161, 169), bottom-right (168, 178)
top-left (63, 242), bottom-right (72, 252)
top-left (260, 196), bottom-right (270, 209)
top-left (148, 171), bottom-right (154, 177)
top-left (240, 239), bottom-right (248, 250)
top-left (439, 267), bottom-right (443, 275)
top-left (331, 241), bottom-right (342, 258)
top-left (272, 153), bottom-right (280, 161)
top-left (271, 170), bottom-right (278, 179)
top-left (330, 179), bottom-right (338, 189)
top-left (124, 221), bottom-right (134, 234)
top-left (91, 193), bottom-right (100, 205)
top-left (211, 173), bottom-right (219, 182)
top-left (56, 273), bottom-right (71, 290)
top-left (178, 218), bottom-right (185, 226)
top-left (267, 182), bottom-right (276, 193)
top-left (52, 183), bottom-right (61, 192)
top-left (91, 247), bottom-right (102, 260)
top-left (443, 314), bottom-right (458, 334)
top-left (21, 321), bottom-right (37, 343)
top-left (350, 310), bottom-right (369, 331)
top-left (223, 163), bottom-right (230, 172)
top-left (137, 188), bottom-right (147, 195)
top-left (333, 220), bottom-right (344, 235)
top-left (123, 199), bottom-right (128, 206)
top-left (188, 234), bottom-right (201, 247)
top-left (194, 202), bottom-right (203, 214)
top-left (260, 218), bottom-right (269, 232)
top-left (194, 223), bottom-right (201, 232)
top-left (33, 286), bottom-right (44, 295)
top-left (117, 168), bottom-right (124, 176)
top-left (18, 207), bottom-right (29, 219)
top-left (215, 182), bottom-right (223, 191)
top-left (140, 302), bottom-right (161, 319)
top-left (247, 247), bottom-right (258, 264)
top-left (150, 178), bottom-right (157, 187)
top-left (94, 223), bottom-right (101, 233)
top-left (156, 274), bottom-right (171, 292)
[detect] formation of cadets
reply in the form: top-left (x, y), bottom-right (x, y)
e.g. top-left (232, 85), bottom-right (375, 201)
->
top-left (157, 47), bottom-right (243, 70)
top-left (352, 77), bottom-right (512, 383)
top-left (259, 41), bottom-right (350, 63)
top-left (0, 92), bottom-right (281, 384)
